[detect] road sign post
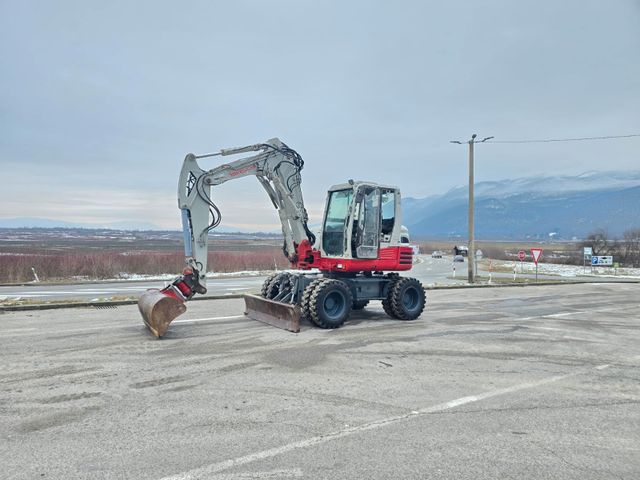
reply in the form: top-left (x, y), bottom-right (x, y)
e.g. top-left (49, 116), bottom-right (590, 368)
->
top-left (583, 246), bottom-right (592, 274)
top-left (530, 248), bottom-right (543, 282)
top-left (517, 250), bottom-right (526, 273)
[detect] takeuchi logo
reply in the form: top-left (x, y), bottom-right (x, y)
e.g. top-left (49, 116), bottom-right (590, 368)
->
top-left (230, 165), bottom-right (256, 177)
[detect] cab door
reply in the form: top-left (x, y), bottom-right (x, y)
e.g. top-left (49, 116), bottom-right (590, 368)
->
top-left (352, 186), bottom-right (380, 259)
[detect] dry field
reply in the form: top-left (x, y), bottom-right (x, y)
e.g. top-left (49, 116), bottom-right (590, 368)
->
top-left (0, 228), bottom-right (289, 283)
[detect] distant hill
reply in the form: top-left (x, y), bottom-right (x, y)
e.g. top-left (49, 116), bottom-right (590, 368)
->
top-left (0, 218), bottom-right (268, 233)
top-left (403, 171), bottom-right (640, 239)
top-left (0, 217), bottom-right (162, 230)
top-left (4, 170), bottom-right (639, 240)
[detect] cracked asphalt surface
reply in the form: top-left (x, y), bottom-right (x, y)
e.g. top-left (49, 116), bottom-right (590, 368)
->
top-left (1, 283), bottom-right (639, 479)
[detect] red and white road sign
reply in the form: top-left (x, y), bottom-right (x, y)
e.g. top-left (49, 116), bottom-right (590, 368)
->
top-left (517, 250), bottom-right (526, 261)
top-left (530, 248), bottom-right (543, 265)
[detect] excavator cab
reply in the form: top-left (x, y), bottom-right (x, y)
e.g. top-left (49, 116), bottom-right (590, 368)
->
top-left (321, 182), bottom-right (400, 261)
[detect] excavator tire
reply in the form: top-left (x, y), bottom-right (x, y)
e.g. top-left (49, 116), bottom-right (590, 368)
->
top-left (260, 272), bottom-right (280, 297)
top-left (383, 277), bottom-right (425, 320)
top-left (306, 278), bottom-right (353, 329)
top-left (265, 272), bottom-right (293, 299)
top-left (352, 300), bottom-right (369, 310)
top-left (300, 278), bottom-right (322, 324)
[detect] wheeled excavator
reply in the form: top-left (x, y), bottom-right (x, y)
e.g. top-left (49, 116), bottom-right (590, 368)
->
top-left (138, 138), bottom-right (426, 337)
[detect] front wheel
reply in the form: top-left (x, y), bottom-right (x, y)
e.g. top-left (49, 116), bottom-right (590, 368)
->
top-left (306, 279), bottom-right (353, 329)
top-left (382, 277), bottom-right (426, 320)
top-left (262, 272), bottom-right (292, 300)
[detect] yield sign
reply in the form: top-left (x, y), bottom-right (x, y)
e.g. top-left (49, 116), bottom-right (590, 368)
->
top-left (530, 248), bottom-right (543, 265)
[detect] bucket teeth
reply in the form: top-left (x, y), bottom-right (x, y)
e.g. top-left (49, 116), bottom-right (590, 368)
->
top-left (243, 294), bottom-right (301, 333)
top-left (138, 289), bottom-right (187, 338)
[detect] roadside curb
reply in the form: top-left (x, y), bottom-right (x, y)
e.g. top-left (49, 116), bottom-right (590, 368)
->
top-left (2, 279), bottom-right (637, 312)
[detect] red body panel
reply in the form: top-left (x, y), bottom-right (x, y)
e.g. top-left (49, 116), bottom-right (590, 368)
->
top-left (295, 240), bottom-right (413, 272)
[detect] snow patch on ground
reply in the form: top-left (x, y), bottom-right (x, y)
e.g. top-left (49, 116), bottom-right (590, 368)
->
top-left (493, 260), bottom-right (640, 279)
top-left (114, 270), bottom-right (280, 282)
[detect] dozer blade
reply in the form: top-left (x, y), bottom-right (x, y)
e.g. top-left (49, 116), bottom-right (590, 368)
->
top-left (138, 289), bottom-right (187, 338)
top-left (243, 294), bottom-right (301, 333)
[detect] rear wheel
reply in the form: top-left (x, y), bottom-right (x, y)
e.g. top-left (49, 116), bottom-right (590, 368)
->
top-left (306, 279), bottom-right (353, 329)
top-left (383, 277), bottom-right (425, 320)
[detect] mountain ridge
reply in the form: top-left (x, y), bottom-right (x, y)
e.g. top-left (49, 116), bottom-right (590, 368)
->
top-left (403, 170), bottom-right (640, 239)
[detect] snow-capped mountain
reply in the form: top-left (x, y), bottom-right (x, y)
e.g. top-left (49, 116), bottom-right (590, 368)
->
top-left (403, 171), bottom-right (640, 239)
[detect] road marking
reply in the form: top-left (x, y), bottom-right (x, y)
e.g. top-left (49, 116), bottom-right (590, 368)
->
top-left (2, 327), bottom-right (37, 333)
top-left (2, 315), bottom-right (247, 338)
top-left (173, 315), bottom-right (245, 324)
top-left (595, 364), bottom-right (610, 370)
top-left (210, 469), bottom-right (303, 479)
top-left (546, 311), bottom-right (585, 318)
top-left (158, 373), bottom-right (573, 480)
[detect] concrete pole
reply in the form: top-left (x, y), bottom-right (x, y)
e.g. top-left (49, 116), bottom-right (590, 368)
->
top-left (468, 135), bottom-right (476, 283)
top-left (450, 133), bottom-right (492, 285)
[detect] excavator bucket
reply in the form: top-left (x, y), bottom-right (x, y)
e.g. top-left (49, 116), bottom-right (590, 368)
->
top-left (138, 289), bottom-right (187, 338)
top-left (243, 294), bottom-right (301, 333)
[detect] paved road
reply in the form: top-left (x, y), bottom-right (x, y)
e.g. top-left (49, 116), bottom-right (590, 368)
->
top-left (0, 276), bottom-right (270, 302)
top-left (0, 256), bottom-right (461, 302)
top-left (0, 256), bottom-right (632, 303)
top-left (1, 283), bottom-right (639, 479)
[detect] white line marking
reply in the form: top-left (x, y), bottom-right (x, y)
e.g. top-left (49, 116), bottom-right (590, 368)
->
top-left (210, 469), bottom-right (303, 479)
top-left (2, 328), bottom-right (37, 333)
top-left (595, 364), bottom-right (610, 370)
top-left (173, 315), bottom-right (245, 324)
top-left (157, 373), bottom-right (572, 480)
top-left (547, 311), bottom-right (585, 318)
top-left (3, 315), bottom-right (246, 338)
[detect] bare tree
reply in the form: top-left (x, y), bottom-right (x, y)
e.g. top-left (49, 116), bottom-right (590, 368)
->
top-left (622, 228), bottom-right (640, 267)
top-left (583, 229), bottom-right (617, 257)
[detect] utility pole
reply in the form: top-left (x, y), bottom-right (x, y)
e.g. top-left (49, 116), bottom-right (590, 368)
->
top-left (450, 134), bottom-right (493, 283)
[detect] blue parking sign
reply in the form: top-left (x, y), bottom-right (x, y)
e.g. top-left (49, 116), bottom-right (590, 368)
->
top-left (591, 256), bottom-right (598, 265)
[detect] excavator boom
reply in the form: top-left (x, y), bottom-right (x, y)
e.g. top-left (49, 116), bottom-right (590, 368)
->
top-left (138, 138), bottom-right (313, 337)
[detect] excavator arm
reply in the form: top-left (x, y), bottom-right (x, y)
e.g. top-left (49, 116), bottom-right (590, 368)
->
top-left (138, 138), bottom-right (315, 337)
top-left (178, 137), bottom-right (315, 291)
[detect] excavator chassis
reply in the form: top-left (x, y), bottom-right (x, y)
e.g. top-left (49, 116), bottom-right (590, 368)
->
top-left (139, 272), bottom-right (425, 337)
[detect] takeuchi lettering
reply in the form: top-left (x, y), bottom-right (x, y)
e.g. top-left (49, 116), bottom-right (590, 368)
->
top-left (230, 165), bottom-right (256, 177)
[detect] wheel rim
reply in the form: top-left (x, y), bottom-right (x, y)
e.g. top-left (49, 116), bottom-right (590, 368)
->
top-left (402, 286), bottom-right (420, 312)
top-left (323, 291), bottom-right (346, 319)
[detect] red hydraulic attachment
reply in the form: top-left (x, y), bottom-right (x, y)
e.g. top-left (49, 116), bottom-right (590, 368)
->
top-left (137, 268), bottom-right (206, 338)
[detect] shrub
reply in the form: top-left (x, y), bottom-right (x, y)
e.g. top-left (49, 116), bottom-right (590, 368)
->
top-left (0, 249), bottom-right (290, 283)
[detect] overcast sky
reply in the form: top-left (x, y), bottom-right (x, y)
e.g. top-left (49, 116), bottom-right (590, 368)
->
top-left (1, 0), bottom-right (639, 230)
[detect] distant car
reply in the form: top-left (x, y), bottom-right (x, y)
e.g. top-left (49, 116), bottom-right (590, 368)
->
top-left (453, 255), bottom-right (464, 262)
top-left (431, 251), bottom-right (443, 258)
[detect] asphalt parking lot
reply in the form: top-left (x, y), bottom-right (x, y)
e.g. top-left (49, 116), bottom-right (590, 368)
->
top-left (1, 283), bottom-right (639, 479)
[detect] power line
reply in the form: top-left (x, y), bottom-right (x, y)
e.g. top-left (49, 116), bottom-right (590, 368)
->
top-left (485, 133), bottom-right (640, 144)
